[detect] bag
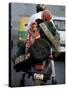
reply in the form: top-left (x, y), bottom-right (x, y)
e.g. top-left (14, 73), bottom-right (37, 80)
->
top-left (39, 23), bottom-right (60, 51)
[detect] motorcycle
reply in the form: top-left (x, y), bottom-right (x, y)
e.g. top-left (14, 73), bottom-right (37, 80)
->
top-left (14, 39), bottom-right (57, 86)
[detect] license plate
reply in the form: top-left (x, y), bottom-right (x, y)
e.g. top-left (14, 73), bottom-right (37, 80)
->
top-left (34, 73), bottom-right (44, 80)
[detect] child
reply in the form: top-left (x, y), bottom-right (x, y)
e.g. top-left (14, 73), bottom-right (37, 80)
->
top-left (25, 21), bottom-right (41, 59)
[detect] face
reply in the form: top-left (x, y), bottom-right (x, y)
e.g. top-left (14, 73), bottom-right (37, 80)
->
top-left (42, 14), bottom-right (51, 22)
top-left (42, 10), bottom-right (52, 22)
top-left (31, 23), bottom-right (37, 32)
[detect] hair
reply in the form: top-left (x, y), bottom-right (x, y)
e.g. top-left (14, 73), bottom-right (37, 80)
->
top-left (36, 4), bottom-right (46, 13)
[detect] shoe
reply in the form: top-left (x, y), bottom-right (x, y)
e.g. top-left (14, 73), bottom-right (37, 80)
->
top-left (52, 77), bottom-right (57, 84)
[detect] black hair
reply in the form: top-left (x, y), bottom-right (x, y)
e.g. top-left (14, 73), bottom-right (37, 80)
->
top-left (35, 19), bottom-right (43, 25)
top-left (36, 4), bottom-right (44, 13)
top-left (36, 7), bottom-right (43, 13)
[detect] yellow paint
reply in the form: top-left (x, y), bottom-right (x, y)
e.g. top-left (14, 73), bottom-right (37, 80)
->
top-left (19, 17), bottom-right (29, 32)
